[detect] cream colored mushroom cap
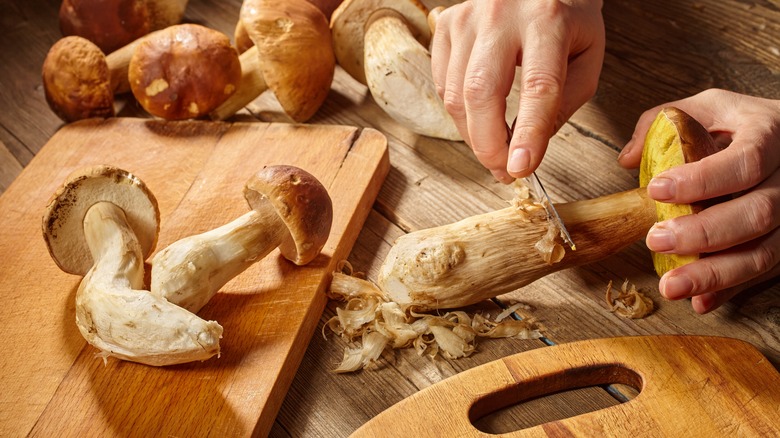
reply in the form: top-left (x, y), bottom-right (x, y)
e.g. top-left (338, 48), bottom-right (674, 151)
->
top-left (244, 165), bottom-right (333, 265)
top-left (42, 165), bottom-right (160, 275)
top-left (330, 0), bottom-right (430, 85)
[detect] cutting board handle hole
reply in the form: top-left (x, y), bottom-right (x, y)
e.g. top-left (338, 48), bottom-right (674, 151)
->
top-left (469, 364), bottom-right (641, 434)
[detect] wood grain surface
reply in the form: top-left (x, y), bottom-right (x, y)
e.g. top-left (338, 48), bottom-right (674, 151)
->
top-left (0, 118), bottom-right (388, 437)
top-left (352, 335), bottom-right (780, 437)
top-left (0, 0), bottom-right (778, 436)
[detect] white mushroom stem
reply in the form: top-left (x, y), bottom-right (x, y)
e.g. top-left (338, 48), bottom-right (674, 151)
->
top-left (363, 9), bottom-right (461, 141)
top-left (378, 188), bottom-right (657, 311)
top-left (106, 34), bottom-right (150, 94)
top-left (151, 200), bottom-right (286, 313)
top-left (77, 202), bottom-right (222, 366)
top-left (209, 45), bottom-right (269, 120)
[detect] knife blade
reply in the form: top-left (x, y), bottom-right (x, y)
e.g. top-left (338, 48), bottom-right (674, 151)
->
top-left (506, 118), bottom-right (576, 250)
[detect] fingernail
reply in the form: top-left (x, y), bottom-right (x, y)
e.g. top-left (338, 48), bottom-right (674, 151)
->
top-left (660, 274), bottom-right (694, 300)
top-left (646, 224), bottom-right (676, 252)
top-left (508, 148), bottom-right (530, 174)
top-left (692, 293), bottom-right (716, 314)
top-left (647, 177), bottom-right (676, 201)
top-left (491, 170), bottom-right (513, 184)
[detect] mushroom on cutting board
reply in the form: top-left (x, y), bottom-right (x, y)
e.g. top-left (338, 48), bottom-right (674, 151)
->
top-left (59, 0), bottom-right (188, 54)
top-left (152, 165), bottom-right (333, 313)
top-left (42, 165), bottom-right (222, 366)
top-left (210, 0), bottom-right (335, 122)
top-left (128, 23), bottom-right (241, 120)
top-left (363, 9), bottom-right (461, 140)
top-left (42, 35), bottom-right (141, 122)
top-left (359, 107), bottom-right (721, 311)
top-left (330, 0), bottom-right (430, 86)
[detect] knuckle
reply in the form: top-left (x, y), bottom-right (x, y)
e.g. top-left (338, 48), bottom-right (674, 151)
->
top-left (442, 89), bottom-right (465, 117)
top-left (462, 75), bottom-right (498, 110)
top-left (751, 242), bottom-right (777, 275)
top-left (695, 259), bottom-right (724, 293)
top-left (747, 191), bottom-right (778, 233)
top-left (739, 143), bottom-right (769, 187)
top-left (522, 70), bottom-right (563, 98)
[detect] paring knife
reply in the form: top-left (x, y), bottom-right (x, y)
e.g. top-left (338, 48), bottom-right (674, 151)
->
top-left (506, 118), bottom-right (576, 250)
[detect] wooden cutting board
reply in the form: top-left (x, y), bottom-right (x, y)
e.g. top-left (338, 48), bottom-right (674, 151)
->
top-left (353, 335), bottom-right (780, 437)
top-left (0, 118), bottom-right (389, 437)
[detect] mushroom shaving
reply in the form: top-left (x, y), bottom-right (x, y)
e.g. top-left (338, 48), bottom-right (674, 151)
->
top-left (605, 280), bottom-right (655, 319)
top-left (325, 263), bottom-right (542, 373)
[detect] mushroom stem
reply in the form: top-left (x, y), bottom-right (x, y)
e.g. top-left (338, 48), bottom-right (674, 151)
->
top-left (363, 9), bottom-right (461, 140)
top-left (151, 200), bottom-right (286, 313)
top-left (78, 202), bottom-right (222, 366)
top-left (105, 37), bottom-right (144, 94)
top-left (377, 188), bottom-right (657, 311)
top-left (209, 46), bottom-right (269, 121)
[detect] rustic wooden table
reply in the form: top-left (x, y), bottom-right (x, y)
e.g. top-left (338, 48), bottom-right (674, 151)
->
top-left (1, 0), bottom-right (778, 436)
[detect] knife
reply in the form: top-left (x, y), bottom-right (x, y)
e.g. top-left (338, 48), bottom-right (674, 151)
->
top-left (506, 118), bottom-right (576, 250)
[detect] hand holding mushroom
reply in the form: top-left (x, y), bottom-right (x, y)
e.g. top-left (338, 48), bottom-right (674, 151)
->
top-left (618, 89), bottom-right (780, 314)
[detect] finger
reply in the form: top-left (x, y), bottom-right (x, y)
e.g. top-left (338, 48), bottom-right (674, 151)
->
top-left (430, 6), bottom-right (454, 100)
top-left (618, 104), bottom-right (664, 169)
top-left (691, 262), bottom-right (780, 314)
top-left (558, 43), bottom-right (604, 133)
top-left (440, 10), bottom-right (477, 147)
top-left (659, 226), bottom-right (780, 302)
top-left (507, 21), bottom-right (568, 178)
top-left (463, 28), bottom-right (519, 183)
top-left (647, 170), bottom-right (780, 254)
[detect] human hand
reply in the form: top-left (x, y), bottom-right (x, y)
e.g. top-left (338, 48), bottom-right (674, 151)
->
top-left (430, 0), bottom-right (605, 183)
top-left (618, 89), bottom-right (780, 314)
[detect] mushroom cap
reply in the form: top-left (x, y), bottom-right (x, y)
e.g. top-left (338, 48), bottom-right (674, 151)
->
top-left (59, 0), bottom-right (188, 54)
top-left (42, 165), bottom-right (160, 276)
top-left (244, 165), bottom-right (333, 265)
top-left (42, 36), bottom-right (115, 123)
top-left (330, 0), bottom-right (430, 85)
top-left (239, 0), bottom-right (335, 122)
top-left (128, 24), bottom-right (241, 120)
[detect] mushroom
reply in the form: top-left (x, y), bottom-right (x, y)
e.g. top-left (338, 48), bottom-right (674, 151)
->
top-left (42, 35), bottom-right (142, 122)
top-left (363, 9), bottom-right (461, 140)
top-left (128, 23), bottom-right (241, 120)
top-left (59, 0), bottom-right (189, 54)
top-left (42, 165), bottom-right (222, 366)
top-left (151, 165), bottom-right (333, 313)
top-left (330, 0), bottom-right (430, 86)
top-left (363, 107), bottom-right (721, 311)
top-left (209, 0), bottom-right (335, 122)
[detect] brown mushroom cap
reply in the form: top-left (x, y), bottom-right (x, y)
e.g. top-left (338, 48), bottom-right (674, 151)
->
top-left (240, 0), bottom-right (335, 122)
top-left (330, 0), bottom-right (430, 85)
top-left (59, 0), bottom-right (188, 54)
top-left (244, 165), bottom-right (333, 265)
top-left (128, 24), bottom-right (241, 120)
top-left (42, 36), bottom-right (115, 123)
top-left (42, 165), bottom-right (160, 276)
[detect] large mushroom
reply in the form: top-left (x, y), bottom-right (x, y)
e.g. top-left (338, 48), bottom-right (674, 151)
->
top-left (209, 0), bottom-right (335, 122)
top-left (42, 165), bottom-right (222, 366)
top-left (363, 9), bottom-right (460, 140)
top-left (152, 165), bottom-right (333, 313)
top-left (128, 24), bottom-right (241, 120)
top-left (59, 0), bottom-right (188, 54)
top-left (330, 0), bottom-right (430, 86)
top-left (42, 35), bottom-right (141, 122)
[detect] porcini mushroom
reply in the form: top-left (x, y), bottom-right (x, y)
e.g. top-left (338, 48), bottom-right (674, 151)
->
top-left (42, 165), bottom-right (222, 366)
top-left (362, 9), bottom-right (460, 140)
top-left (330, 0), bottom-right (430, 85)
top-left (59, 0), bottom-right (189, 54)
top-left (128, 24), bottom-right (241, 120)
top-left (42, 35), bottom-right (141, 122)
top-left (338, 107), bottom-right (720, 311)
top-left (640, 107), bottom-right (721, 276)
top-left (151, 165), bottom-right (333, 313)
top-left (209, 0), bottom-right (335, 122)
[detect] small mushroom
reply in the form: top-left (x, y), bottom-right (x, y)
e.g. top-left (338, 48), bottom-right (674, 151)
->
top-left (209, 0), bottom-right (335, 122)
top-left (42, 165), bottom-right (222, 366)
top-left (59, 0), bottom-right (189, 54)
top-left (128, 23), bottom-right (241, 120)
top-left (151, 165), bottom-right (333, 313)
top-left (42, 35), bottom-right (141, 122)
top-left (363, 9), bottom-right (461, 140)
top-left (330, 0), bottom-right (430, 85)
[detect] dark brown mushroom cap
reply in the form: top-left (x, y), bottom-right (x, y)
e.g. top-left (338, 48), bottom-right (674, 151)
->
top-left (42, 165), bottom-right (160, 276)
top-left (240, 0), bottom-right (335, 122)
top-left (244, 165), bottom-right (333, 265)
top-left (128, 24), bottom-right (241, 120)
top-left (42, 36), bottom-right (115, 123)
